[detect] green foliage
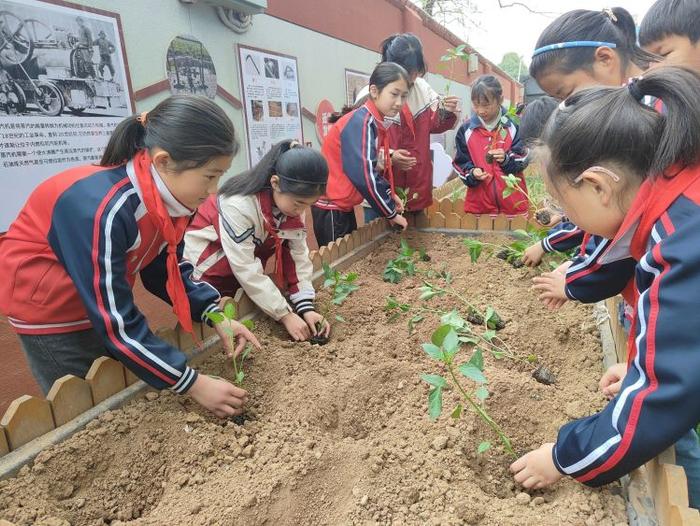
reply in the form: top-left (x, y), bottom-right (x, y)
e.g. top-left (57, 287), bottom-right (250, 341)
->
top-left (439, 44), bottom-right (471, 95)
top-left (396, 186), bottom-right (419, 210)
top-left (420, 324), bottom-right (514, 456)
top-left (323, 263), bottom-right (359, 305)
top-left (497, 52), bottom-right (527, 82)
top-left (205, 303), bottom-right (253, 386)
top-left (383, 239), bottom-right (430, 284)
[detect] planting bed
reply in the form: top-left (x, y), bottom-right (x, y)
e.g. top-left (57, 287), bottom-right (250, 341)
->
top-left (0, 231), bottom-right (627, 526)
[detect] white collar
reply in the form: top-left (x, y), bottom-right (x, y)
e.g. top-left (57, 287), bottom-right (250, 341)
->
top-left (126, 159), bottom-right (193, 217)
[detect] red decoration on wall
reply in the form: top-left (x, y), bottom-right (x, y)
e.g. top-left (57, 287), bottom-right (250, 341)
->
top-left (315, 99), bottom-right (335, 143)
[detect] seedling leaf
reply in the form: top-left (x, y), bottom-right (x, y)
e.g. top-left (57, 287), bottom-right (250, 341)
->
top-left (428, 387), bottom-right (443, 420)
top-left (422, 343), bottom-right (443, 360)
top-left (477, 441), bottom-right (491, 454)
top-left (421, 373), bottom-right (447, 388)
top-left (458, 364), bottom-right (486, 384)
top-left (451, 404), bottom-right (463, 419)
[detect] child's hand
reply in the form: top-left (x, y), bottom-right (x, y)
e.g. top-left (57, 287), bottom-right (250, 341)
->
top-left (532, 270), bottom-right (568, 310)
top-left (390, 214), bottom-right (408, 230)
top-left (215, 319), bottom-right (261, 358)
top-left (281, 312), bottom-right (311, 341)
top-left (511, 443), bottom-right (564, 490)
top-left (472, 168), bottom-right (489, 181)
top-left (489, 148), bottom-right (506, 163)
top-left (600, 362), bottom-right (628, 399)
top-left (392, 193), bottom-right (405, 213)
top-left (188, 374), bottom-right (247, 418)
top-left (303, 311), bottom-right (331, 338)
top-left (523, 242), bottom-right (545, 267)
top-left (391, 149), bottom-right (417, 171)
top-left (441, 96), bottom-right (460, 113)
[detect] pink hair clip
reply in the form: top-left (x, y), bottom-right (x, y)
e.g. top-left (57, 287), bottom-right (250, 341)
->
top-left (573, 165), bottom-right (621, 184)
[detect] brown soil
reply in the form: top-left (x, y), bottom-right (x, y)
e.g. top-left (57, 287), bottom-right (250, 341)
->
top-left (0, 232), bottom-right (627, 526)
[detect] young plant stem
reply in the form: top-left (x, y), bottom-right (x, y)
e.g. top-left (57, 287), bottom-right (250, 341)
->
top-left (445, 360), bottom-right (516, 457)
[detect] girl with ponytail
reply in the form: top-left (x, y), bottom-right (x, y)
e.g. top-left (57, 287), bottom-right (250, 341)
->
top-left (184, 140), bottom-right (331, 343)
top-left (0, 95), bottom-right (260, 419)
top-left (510, 67), bottom-right (700, 506)
top-left (530, 7), bottom-right (659, 100)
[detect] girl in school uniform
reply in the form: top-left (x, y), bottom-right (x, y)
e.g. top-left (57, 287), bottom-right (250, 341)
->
top-left (510, 67), bottom-right (700, 507)
top-left (184, 140), bottom-right (331, 342)
top-left (312, 62), bottom-right (410, 246)
top-left (0, 95), bottom-right (259, 418)
top-left (452, 75), bottom-right (530, 216)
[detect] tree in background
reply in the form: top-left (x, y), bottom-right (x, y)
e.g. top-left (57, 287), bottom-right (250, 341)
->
top-left (498, 52), bottom-right (527, 81)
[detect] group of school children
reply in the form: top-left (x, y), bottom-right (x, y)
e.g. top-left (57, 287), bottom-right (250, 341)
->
top-left (1, 0), bottom-right (700, 504)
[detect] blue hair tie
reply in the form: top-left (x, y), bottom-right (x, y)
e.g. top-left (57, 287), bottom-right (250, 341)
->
top-left (532, 41), bottom-right (617, 58)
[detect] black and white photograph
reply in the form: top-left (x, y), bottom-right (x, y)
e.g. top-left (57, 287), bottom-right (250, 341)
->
top-left (263, 57), bottom-right (279, 79)
top-left (0, 0), bottom-right (130, 117)
top-left (166, 34), bottom-right (217, 100)
top-left (0, 0), bottom-right (133, 231)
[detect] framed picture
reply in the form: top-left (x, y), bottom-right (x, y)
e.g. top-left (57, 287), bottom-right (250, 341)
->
top-left (344, 68), bottom-right (370, 106)
top-left (237, 44), bottom-right (303, 166)
top-left (0, 0), bottom-right (134, 230)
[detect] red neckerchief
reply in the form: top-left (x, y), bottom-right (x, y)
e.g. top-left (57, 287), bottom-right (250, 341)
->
top-left (133, 149), bottom-right (197, 340)
top-left (365, 99), bottom-right (396, 197)
top-left (256, 189), bottom-right (304, 289)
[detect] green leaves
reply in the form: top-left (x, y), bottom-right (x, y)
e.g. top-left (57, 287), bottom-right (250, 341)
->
top-left (205, 311), bottom-right (225, 325)
top-left (463, 238), bottom-right (483, 263)
top-left (477, 441), bottom-right (491, 454)
top-left (422, 343), bottom-right (443, 360)
top-left (224, 302), bottom-right (236, 320)
top-left (468, 348), bottom-right (484, 371)
top-left (428, 386), bottom-right (443, 421)
top-left (431, 324), bottom-right (453, 347)
top-left (451, 404), bottom-right (463, 419)
top-left (323, 264), bottom-right (359, 305)
top-left (419, 283), bottom-right (443, 301)
top-left (458, 363), bottom-right (486, 384)
top-left (421, 373), bottom-right (447, 388)
top-left (242, 319), bottom-right (255, 331)
top-left (475, 385), bottom-right (489, 401)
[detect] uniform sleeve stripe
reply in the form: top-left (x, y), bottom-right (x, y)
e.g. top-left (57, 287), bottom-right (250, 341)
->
top-left (574, 241), bottom-right (669, 483)
top-left (362, 115), bottom-right (393, 215)
top-left (91, 181), bottom-right (180, 385)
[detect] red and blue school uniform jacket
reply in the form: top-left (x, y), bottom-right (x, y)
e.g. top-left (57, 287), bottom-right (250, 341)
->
top-left (316, 100), bottom-right (397, 219)
top-left (452, 110), bottom-right (530, 215)
top-left (541, 221), bottom-right (585, 254)
top-left (0, 161), bottom-right (222, 393)
top-left (385, 77), bottom-right (458, 211)
top-left (184, 191), bottom-right (315, 321)
top-left (553, 163), bottom-right (700, 486)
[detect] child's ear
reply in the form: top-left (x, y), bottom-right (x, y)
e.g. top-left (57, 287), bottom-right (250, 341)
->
top-left (151, 149), bottom-right (173, 173)
top-left (580, 171), bottom-right (614, 207)
top-left (592, 46), bottom-right (621, 82)
top-left (270, 174), bottom-right (281, 191)
top-left (369, 85), bottom-right (379, 100)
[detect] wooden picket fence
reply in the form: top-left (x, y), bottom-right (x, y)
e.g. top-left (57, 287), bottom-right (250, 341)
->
top-left (0, 185), bottom-right (697, 525)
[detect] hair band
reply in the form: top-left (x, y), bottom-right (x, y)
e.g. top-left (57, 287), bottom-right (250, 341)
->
top-left (532, 41), bottom-right (617, 58)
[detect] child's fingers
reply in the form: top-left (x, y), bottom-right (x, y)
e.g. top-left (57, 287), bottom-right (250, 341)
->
top-left (510, 455), bottom-right (528, 473)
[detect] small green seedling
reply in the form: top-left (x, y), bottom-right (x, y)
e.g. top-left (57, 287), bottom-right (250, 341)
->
top-left (396, 186), bottom-right (419, 210)
top-left (383, 239), bottom-right (430, 284)
top-left (385, 295), bottom-right (411, 323)
top-left (421, 324), bottom-right (515, 457)
top-left (206, 303), bottom-right (255, 385)
top-left (319, 262), bottom-right (360, 325)
top-left (439, 44), bottom-right (470, 96)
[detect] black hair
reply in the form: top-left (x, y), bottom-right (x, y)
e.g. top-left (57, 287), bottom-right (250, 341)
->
top-left (530, 8), bottom-right (659, 81)
top-left (639, 0), bottom-right (700, 46)
top-left (370, 62), bottom-right (410, 93)
top-left (519, 96), bottom-right (559, 144)
top-left (101, 95), bottom-right (237, 168)
top-left (470, 75), bottom-right (503, 105)
top-left (380, 33), bottom-right (426, 76)
top-left (540, 67), bottom-right (700, 189)
top-left (219, 140), bottom-right (328, 198)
